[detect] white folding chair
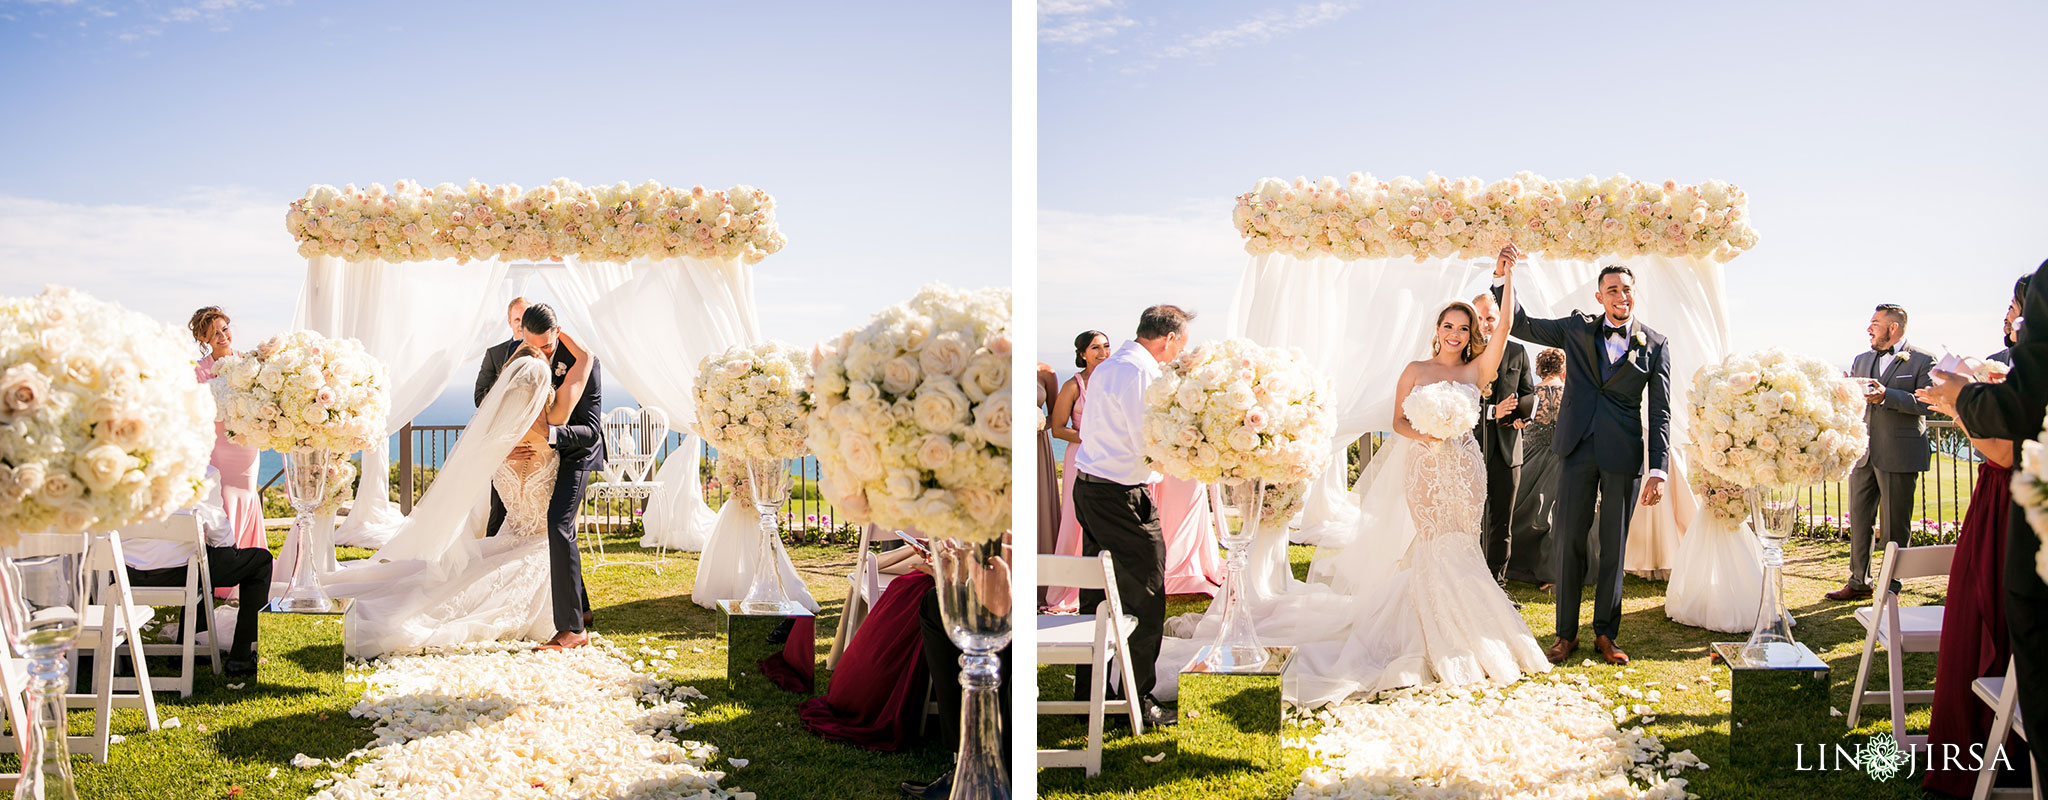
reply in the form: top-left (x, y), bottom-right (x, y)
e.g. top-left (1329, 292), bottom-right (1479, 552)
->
top-left (1037, 553), bottom-right (1142, 776)
top-left (10, 532), bottom-right (158, 763)
top-left (0, 562), bottom-right (37, 790)
top-left (1971, 657), bottom-right (2041, 800)
top-left (582, 406), bottom-right (670, 571)
top-left (1846, 541), bottom-right (1955, 744)
top-left (828, 525), bottom-right (910, 670)
top-left (121, 517), bottom-right (222, 697)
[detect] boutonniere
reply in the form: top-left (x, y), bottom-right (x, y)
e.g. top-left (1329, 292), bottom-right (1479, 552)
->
top-left (1632, 331), bottom-right (1647, 348)
top-left (554, 362), bottom-right (568, 377)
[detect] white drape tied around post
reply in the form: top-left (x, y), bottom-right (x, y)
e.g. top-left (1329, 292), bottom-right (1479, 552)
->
top-left (543, 256), bottom-right (762, 553)
top-left (292, 257), bottom-right (511, 558)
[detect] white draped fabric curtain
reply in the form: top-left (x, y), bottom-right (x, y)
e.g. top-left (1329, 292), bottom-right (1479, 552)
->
top-left (1226, 252), bottom-right (1732, 590)
top-left (543, 256), bottom-right (761, 552)
top-left (284, 257), bottom-right (511, 582)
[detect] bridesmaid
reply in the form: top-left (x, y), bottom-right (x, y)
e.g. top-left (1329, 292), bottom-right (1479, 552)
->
top-left (1922, 284), bottom-right (2025, 797)
top-left (797, 542), bottom-right (936, 751)
top-left (189, 307), bottom-right (266, 552)
top-left (1505, 349), bottom-right (1564, 589)
top-left (1044, 330), bottom-right (1110, 613)
top-left (1154, 476), bottom-right (1224, 597)
top-left (1036, 363), bottom-right (1061, 607)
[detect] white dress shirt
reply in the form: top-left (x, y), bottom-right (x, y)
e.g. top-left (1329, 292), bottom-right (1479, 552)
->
top-left (1876, 341), bottom-right (1908, 376)
top-left (1072, 340), bottom-right (1163, 486)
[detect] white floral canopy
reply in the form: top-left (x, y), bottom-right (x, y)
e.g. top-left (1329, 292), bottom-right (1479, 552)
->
top-left (1224, 173), bottom-right (1751, 596)
top-left (283, 180), bottom-right (779, 554)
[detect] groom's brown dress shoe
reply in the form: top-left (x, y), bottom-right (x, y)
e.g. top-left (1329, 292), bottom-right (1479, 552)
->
top-left (1595, 635), bottom-right (1630, 665)
top-left (1545, 637), bottom-right (1577, 665)
top-left (1824, 584), bottom-right (1873, 602)
top-left (538, 631), bottom-right (590, 651)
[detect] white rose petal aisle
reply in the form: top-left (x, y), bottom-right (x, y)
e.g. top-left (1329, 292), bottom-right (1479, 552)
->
top-left (693, 341), bottom-right (812, 612)
top-left (807, 283), bottom-right (1011, 800)
top-left (1291, 676), bottom-right (1705, 800)
top-left (1142, 337), bottom-right (1335, 671)
top-left (213, 329), bottom-right (389, 612)
top-left (310, 638), bottom-right (743, 800)
top-left (0, 285), bottom-right (216, 797)
top-left (1690, 349), bottom-right (1866, 664)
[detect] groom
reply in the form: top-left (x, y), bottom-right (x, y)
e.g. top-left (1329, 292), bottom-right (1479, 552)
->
top-left (507, 303), bottom-right (605, 649)
top-left (1493, 247), bottom-right (1670, 666)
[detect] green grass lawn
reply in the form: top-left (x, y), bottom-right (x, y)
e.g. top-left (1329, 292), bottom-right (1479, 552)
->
top-left (40, 529), bottom-right (951, 800)
top-left (1039, 540), bottom-right (1959, 800)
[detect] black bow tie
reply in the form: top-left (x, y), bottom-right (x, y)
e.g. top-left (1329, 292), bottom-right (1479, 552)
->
top-left (1604, 326), bottom-right (1628, 338)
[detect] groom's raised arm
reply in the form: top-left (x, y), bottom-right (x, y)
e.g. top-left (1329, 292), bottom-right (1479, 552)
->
top-left (1490, 278), bottom-right (1571, 349)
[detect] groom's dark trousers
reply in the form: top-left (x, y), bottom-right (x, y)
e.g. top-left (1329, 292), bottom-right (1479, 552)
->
top-left (1072, 474), bottom-right (1165, 700)
top-left (1552, 443), bottom-right (1635, 641)
top-left (545, 349), bottom-right (605, 633)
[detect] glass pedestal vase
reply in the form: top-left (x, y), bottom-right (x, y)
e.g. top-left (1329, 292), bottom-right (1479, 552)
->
top-left (1741, 487), bottom-right (1802, 667)
top-left (1203, 478), bottom-right (1272, 673)
top-left (933, 536), bottom-right (1011, 800)
top-left (7, 551), bottom-right (84, 800)
top-left (273, 448), bottom-right (338, 613)
top-left (738, 458), bottom-right (799, 615)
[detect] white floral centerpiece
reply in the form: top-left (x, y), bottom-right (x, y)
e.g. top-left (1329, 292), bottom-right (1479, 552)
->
top-left (1689, 349), bottom-right (1866, 489)
top-left (210, 330), bottom-right (389, 455)
top-left (0, 286), bottom-right (216, 540)
top-left (808, 285), bottom-right (1010, 544)
top-left (1687, 449), bottom-right (1749, 524)
top-left (288, 179), bottom-right (786, 265)
top-left (1233, 172), bottom-right (1760, 263)
top-left (1401, 381), bottom-right (1482, 442)
top-left (1142, 338), bottom-right (1334, 519)
top-left (693, 341), bottom-right (812, 468)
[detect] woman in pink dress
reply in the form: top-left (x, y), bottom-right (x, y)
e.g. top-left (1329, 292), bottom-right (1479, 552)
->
top-left (189, 307), bottom-right (265, 551)
top-left (1044, 330), bottom-right (1110, 612)
top-left (1154, 476), bottom-right (1225, 597)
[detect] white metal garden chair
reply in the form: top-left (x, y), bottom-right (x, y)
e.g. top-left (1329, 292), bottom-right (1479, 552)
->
top-left (582, 406), bottom-right (671, 572)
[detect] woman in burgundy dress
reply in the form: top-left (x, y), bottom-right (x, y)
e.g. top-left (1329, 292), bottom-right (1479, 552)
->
top-left (1923, 306), bottom-right (2026, 796)
top-left (797, 546), bottom-right (937, 750)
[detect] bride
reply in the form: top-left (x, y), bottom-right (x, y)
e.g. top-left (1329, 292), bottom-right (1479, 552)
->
top-left (1165, 245), bottom-right (1551, 706)
top-left (328, 341), bottom-right (591, 659)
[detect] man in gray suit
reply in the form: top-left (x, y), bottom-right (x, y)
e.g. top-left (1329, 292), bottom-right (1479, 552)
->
top-left (1828, 303), bottom-right (1935, 601)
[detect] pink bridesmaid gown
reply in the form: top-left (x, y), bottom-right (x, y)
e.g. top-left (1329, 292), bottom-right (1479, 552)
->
top-left (1044, 374), bottom-right (1088, 612)
top-left (197, 356), bottom-right (265, 551)
top-left (1154, 475), bottom-right (1225, 597)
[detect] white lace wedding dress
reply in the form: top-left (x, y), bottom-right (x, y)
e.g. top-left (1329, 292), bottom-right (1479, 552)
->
top-left (1157, 381), bottom-right (1550, 707)
top-left (329, 354), bottom-right (562, 659)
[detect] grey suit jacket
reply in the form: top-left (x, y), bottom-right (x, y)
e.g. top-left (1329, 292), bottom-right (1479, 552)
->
top-left (1850, 345), bottom-right (1935, 473)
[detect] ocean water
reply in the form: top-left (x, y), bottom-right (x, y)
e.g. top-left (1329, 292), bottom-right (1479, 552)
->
top-left (255, 386), bottom-right (821, 484)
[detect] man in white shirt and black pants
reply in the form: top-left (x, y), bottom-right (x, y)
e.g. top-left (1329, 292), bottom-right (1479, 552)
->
top-left (1069, 305), bottom-right (1191, 729)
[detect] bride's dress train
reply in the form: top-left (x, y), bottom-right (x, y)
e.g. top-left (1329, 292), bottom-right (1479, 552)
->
top-left (1155, 384), bottom-right (1549, 707)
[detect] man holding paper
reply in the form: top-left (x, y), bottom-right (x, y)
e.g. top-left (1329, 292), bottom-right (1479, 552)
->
top-left (1829, 303), bottom-right (1936, 602)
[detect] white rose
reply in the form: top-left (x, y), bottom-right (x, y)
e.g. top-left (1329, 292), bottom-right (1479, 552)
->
top-left (958, 353), bottom-right (1008, 403)
top-left (915, 434), bottom-right (954, 471)
top-left (954, 486), bottom-right (1004, 525)
top-left (38, 470), bottom-right (82, 504)
top-left (881, 356), bottom-right (922, 397)
top-left (912, 378), bottom-right (973, 434)
top-left (77, 444), bottom-right (139, 493)
top-left (0, 363), bottom-right (52, 423)
top-left (53, 502), bottom-right (96, 534)
top-left (918, 331), bottom-right (972, 379)
top-left (973, 392), bottom-right (1012, 445)
top-left (839, 433), bottom-right (885, 481)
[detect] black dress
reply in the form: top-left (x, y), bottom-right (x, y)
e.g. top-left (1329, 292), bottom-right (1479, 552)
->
top-left (1504, 384), bottom-right (1563, 586)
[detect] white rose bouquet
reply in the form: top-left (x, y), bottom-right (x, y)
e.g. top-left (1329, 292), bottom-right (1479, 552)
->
top-left (1690, 349), bottom-right (1867, 489)
top-left (0, 286), bottom-right (216, 539)
top-left (1140, 338), bottom-right (1333, 519)
top-left (1401, 381), bottom-right (1481, 441)
top-left (694, 341), bottom-right (812, 467)
top-left (212, 330), bottom-right (389, 454)
top-left (808, 284), bottom-right (1011, 543)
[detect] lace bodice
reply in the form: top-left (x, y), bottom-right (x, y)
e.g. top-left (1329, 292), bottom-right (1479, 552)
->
top-left (1405, 381), bottom-right (1485, 543)
top-left (491, 449), bottom-right (559, 538)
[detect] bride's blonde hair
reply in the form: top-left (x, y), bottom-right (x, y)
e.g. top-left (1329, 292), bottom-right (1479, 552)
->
top-left (1431, 302), bottom-right (1486, 364)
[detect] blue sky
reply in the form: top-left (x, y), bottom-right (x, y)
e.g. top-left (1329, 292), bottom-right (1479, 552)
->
top-left (1038, 0), bottom-right (2048, 376)
top-left (0, 0), bottom-right (1009, 416)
